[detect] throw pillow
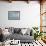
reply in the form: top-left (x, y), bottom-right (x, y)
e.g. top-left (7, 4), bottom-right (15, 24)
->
top-left (21, 28), bottom-right (27, 35)
top-left (24, 28), bottom-right (30, 35)
top-left (8, 27), bottom-right (14, 34)
top-left (14, 28), bottom-right (21, 33)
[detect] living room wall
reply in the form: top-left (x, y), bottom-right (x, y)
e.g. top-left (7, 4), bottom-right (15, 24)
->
top-left (0, 1), bottom-right (40, 28)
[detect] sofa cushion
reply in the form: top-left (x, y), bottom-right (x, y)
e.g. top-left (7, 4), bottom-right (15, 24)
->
top-left (8, 33), bottom-right (34, 43)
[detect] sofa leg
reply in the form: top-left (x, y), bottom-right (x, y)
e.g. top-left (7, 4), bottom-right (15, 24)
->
top-left (21, 44), bottom-right (22, 46)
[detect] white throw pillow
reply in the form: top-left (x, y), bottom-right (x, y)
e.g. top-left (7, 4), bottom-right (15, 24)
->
top-left (21, 28), bottom-right (27, 35)
top-left (25, 28), bottom-right (31, 35)
top-left (2, 29), bottom-right (10, 36)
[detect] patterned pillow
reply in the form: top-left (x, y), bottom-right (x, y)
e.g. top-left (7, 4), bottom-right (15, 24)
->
top-left (8, 27), bottom-right (14, 34)
top-left (14, 28), bottom-right (21, 33)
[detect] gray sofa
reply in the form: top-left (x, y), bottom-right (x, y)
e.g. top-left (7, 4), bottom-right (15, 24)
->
top-left (9, 33), bottom-right (34, 43)
top-left (3, 27), bottom-right (34, 43)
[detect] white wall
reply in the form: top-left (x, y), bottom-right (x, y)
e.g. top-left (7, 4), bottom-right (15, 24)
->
top-left (0, 1), bottom-right (40, 28)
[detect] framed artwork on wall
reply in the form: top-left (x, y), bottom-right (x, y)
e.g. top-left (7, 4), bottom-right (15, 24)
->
top-left (8, 11), bottom-right (20, 20)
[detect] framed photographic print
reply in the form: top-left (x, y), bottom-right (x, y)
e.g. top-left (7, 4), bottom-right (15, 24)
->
top-left (8, 11), bottom-right (20, 20)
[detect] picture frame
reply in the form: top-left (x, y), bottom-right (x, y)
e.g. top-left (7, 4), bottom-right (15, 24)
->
top-left (8, 11), bottom-right (20, 20)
